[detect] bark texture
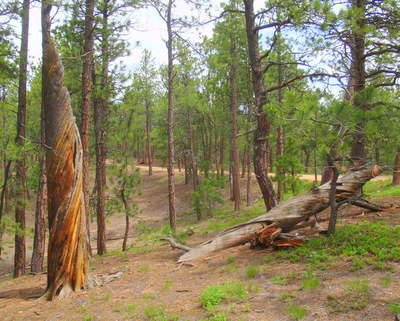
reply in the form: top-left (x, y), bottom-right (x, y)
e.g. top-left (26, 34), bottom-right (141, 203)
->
top-left (42, 3), bottom-right (88, 299)
top-left (178, 165), bottom-right (382, 262)
top-left (243, 0), bottom-right (277, 211)
top-left (81, 0), bottom-right (95, 255)
top-left (229, 37), bottom-right (241, 211)
top-left (166, 0), bottom-right (176, 231)
top-left (14, 0), bottom-right (30, 278)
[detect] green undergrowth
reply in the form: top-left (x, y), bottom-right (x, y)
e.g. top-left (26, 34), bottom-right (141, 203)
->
top-left (364, 179), bottom-right (400, 197)
top-left (275, 222), bottom-right (400, 270)
top-left (199, 280), bottom-right (258, 312)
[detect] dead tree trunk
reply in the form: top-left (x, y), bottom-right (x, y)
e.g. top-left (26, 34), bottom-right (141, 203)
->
top-left (42, 2), bottom-right (88, 299)
top-left (177, 165), bottom-right (382, 262)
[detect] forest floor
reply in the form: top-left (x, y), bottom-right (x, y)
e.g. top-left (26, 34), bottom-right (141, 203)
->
top-left (0, 165), bottom-right (399, 321)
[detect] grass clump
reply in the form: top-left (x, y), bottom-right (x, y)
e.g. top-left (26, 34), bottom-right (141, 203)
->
top-left (286, 304), bottom-right (308, 320)
top-left (280, 291), bottom-right (297, 302)
top-left (199, 280), bottom-right (248, 312)
top-left (143, 306), bottom-right (178, 321)
top-left (271, 272), bottom-right (297, 285)
top-left (245, 265), bottom-right (260, 278)
top-left (327, 279), bottom-right (370, 313)
top-left (301, 270), bottom-right (319, 290)
top-left (390, 302), bottom-right (400, 314)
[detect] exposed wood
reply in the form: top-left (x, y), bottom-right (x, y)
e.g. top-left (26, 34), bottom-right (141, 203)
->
top-left (178, 165), bottom-right (382, 262)
top-left (161, 236), bottom-right (191, 252)
top-left (42, 2), bottom-right (88, 299)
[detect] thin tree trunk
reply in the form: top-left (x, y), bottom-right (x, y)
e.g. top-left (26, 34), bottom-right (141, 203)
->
top-left (31, 156), bottom-right (47, 273)
top-left (244, 0), bottom-right (277, 211)
top-left (94, 0), bottom-right (110, 255)
top-left (0, 160), bottom-right (12, 258)
top-left (241, 147), bottom-right (247, 178)
top-left (393, 148), bottom-right (400, 186)
top-left (42, 2), bottom-right (88, 299)
top-left (121, 189), bottom-right (129, 251)
top-left (14, 0), bottom-right (30, 278)
top-left (219, 135), bottom-right (225, 177)
top-left (166, 0), bottom-right (176, 231)
top-left (304, 149), bottom-right (310, 173)
top-left (81, 0), bottom-right (95, 256)
top-left (184, 153), bottom-right (189, 185)
top-left (276, 125), bottom-right (284, 202)
top-left (230, 37), bottom-right (241, 211)
top-left (145, 100), bottom-right (152, 176)
top-left (246, 145), bottom-right (251, 206)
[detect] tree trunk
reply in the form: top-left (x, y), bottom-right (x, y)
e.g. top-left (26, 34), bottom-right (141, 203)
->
top-left (121, 189), bottom-right (129, 251)
top-left (14, 0), bottom-right (30, 278)
top-left (145, 100), bottom-right (152, 176)
top-left (230, 37), bottom-right (241, 211)
top-left (304, 149), bottom-right (310, 173)
top-left (94, 0), bottom-right (110, 255)
top-left (42, 2), bottom-right (88, 299)
top-left (166, 0), bottom-right (176, 232)
top-left (349, 0), bottom-right (367, 164)
top-left (246, 145), bottom-right (251, 206)
top-left (81, 0), bottom-right (95, 256)
top-left (241, 147), bottom-right (247, 178)
top-left (219, 135), bottom-right (225, 177)
top-left (276, 125), bottom-right (285, 202)
top-left (393, 148), bottom-right (400, 186)
top-left (31, 157), bottom-right (47, 273)
top-left (178, 165), bottom-right (382, 262)
top-left (0, 160), bottom-right (12, 258)
top-left (244, 0), bottom-right (277, 211)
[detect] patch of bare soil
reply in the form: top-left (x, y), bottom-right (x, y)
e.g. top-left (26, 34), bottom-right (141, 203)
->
top-left (0, 166), bottom-right (399, 321)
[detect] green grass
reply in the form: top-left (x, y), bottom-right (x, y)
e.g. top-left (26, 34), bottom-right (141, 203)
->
top-left (390, 302), bottom-right (400, 314)
top-left (327, 279), bottom-right (370, 313)
top-left (143, 306), bottom-right (179, 321)
top-left (286, 304), bottom-right (308, 320)
top-left (280, 291), bottom-right (297, 302)
top-left (199, 280), bottom-right (248, 312)
top-left (245, 265), bottom-right (260, 278)
top-left (301, 271), bottom-right (320, 290)
top-left (271, 272), bottom-right (298, 285)
top-left (364, 179), bottom-right (400, 197)
top-left (275, 222), bottom-right (400, 270)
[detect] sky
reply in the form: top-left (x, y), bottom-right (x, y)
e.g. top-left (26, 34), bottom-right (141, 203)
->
top-left (26, 0), bottom-right (225, 70)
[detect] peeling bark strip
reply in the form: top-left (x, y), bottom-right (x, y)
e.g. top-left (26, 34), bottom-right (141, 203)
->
top-left (42, 5), bottom-right (88, 299)
top-left (178, 165), bottom-right (382, 262)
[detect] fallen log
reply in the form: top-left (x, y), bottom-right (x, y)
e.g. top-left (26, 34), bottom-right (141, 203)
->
top-left (178, 165), bottom-right (382, 262)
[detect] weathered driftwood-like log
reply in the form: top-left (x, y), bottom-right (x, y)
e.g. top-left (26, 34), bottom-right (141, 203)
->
top-left (43, 5), bottom-right (88, 299)
top-left (178, 165), bottom-right (382, 262)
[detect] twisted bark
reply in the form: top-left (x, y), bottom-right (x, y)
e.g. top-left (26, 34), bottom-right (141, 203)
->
top-left (42, 2), bottom-right (88, 299)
